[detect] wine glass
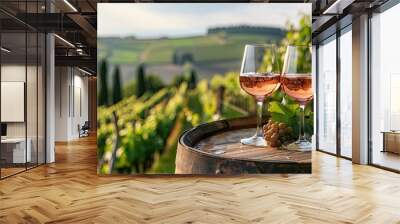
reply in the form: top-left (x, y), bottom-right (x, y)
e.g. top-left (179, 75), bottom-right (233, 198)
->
top-left (239, 44), bottom-right (280, 147)
top-left (281, 45), bottom-right (313, 151)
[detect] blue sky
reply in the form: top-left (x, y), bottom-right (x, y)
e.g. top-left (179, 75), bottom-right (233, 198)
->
top-left (98, 3), bottom-right (310, 38)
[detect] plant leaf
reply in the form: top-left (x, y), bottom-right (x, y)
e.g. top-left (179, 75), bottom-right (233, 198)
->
top-left (268, 101), bottom-right (295, 117)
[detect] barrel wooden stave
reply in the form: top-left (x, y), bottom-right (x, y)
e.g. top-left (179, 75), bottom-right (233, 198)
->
top-left (175, 117), bottom-right (311, 175)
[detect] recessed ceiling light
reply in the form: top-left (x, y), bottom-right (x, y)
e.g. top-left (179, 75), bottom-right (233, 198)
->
top-left (63, 0), bottom-right (78, 12)
top-left (323, 0), bottom-right (354, 15)
top-left (1, 47), bottom-right (11, 53)
top-left (78, 67), bottom-right (93, 76)
top-left (54, 34), bottom-right (75, 48)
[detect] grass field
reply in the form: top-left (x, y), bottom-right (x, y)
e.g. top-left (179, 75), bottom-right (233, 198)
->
top-left (98, 33), bottom-right (283, 65)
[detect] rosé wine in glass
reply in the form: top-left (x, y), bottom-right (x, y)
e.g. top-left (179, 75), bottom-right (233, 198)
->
top-left (239, 44), bottom-right (280, 147)
top-left (281, 45), bottom-right (312, 151)
top-left (280, 74), bottom-right (312, 105)
top-left (239, 73), bottom-right (280, 101)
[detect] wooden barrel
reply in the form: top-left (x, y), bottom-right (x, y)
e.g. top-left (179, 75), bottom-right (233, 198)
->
top-left (175, 117), bottom-right (311, 175)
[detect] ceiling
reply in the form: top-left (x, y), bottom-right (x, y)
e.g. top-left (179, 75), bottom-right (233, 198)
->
top-left (0, 0), bottom-right (395, 74)
top-left (0, 0), bottom-right (98, 74)
top-left (311, 0), bottom-right (391, 43)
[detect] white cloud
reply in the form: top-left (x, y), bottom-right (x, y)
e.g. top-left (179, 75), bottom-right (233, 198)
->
top-left (98, 3), bottom-right (310, 38)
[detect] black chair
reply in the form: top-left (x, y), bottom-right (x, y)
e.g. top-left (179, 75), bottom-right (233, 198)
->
top-left (78, 121), bottom-right (90, 138)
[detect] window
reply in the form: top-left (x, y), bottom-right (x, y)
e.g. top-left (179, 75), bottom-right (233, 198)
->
top-left (0, 2), bottom-right (46, 179)
top-left (371, 3), bottom-right (400, 171)
top-left (317, 36), bottom-right (337, 154)
top-left (339, 27), bottom-right (352, 158)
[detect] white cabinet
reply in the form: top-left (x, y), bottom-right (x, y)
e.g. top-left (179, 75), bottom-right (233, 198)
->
top-left (1, 138), bottom-right (32, 163)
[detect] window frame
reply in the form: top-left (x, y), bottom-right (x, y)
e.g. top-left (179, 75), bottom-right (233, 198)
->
top-left (315, 21), bottom-right (352, 160)
top-left (0, 2), bottom-right (47, 180)
top-left (367, 0), bottom-right (400, 173)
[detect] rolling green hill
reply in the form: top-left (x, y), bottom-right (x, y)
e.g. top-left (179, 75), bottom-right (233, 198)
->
top-left (98, 32), bottom-right (284, 65)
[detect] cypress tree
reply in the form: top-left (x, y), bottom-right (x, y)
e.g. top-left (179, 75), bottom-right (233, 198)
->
top-left (136, 64), bottom-right (146, 97)
top-left (172, 75), bottom-right (185, 87)
top-left (188, 68), bottom-right (197, 90)
top-left (172, 51), bottom-right (178, 65)
top-left (112, 66), bottom-right (122, 104)
top-left (99, 60), bottom-right (109, 106)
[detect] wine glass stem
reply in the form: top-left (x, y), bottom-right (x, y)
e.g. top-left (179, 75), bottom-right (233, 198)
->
top-left (255, 99), bottom-right (264, 138)
top-left (298, 104), bottom-right (306, 142)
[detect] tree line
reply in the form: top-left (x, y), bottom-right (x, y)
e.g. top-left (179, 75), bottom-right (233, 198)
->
top-left (98, 60), bottom-right (198, 107)
top-left (207, 25), bottom-right (286, 37)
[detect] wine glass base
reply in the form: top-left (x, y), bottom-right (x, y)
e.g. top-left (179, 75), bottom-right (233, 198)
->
top-left (286, 140), bottom-right (312, 152)
top-left (240, 136), bottom-right (267, 147)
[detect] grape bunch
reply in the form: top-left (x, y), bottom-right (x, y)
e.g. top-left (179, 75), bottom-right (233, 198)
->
top-left (263, 120), bottom-right (295, 147)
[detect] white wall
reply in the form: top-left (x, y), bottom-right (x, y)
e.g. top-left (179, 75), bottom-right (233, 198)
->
top-left (1, 65), bottom-right (26, 139)
top-left (1, 64), bottom-right (46, 163)
top-left (54, 67), bottom-right (89, 141)
top-left (55, 66), bottom-right (69, 141)
top-left (72, 73), bottom-right (89, 138)
top-left (0, 65), bottom-right (37, 138)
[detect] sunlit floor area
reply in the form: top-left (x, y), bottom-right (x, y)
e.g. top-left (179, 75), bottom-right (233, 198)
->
top-left (0, 135), bottom-right (400, 223)
top-left (0, 167), bottom-right (25, 178)
top-left (372, 150), bottom-right (400, 171)
top-left (0, 162), bottom-right (42, 178)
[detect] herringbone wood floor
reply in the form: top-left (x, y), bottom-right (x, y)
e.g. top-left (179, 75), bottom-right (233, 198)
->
top-left (1, 135), bottom-right (400, 224)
